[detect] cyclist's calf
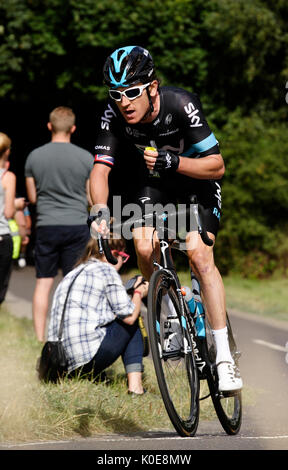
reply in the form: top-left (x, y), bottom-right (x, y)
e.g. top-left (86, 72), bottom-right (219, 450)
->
top-left (133, 227), bottom-right (160, 280)
top-left (186, 232), bottom-right (215, 279)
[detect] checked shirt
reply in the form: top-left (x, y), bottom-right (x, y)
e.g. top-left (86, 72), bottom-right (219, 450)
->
top-left (47, 259), bottom-right (135, 372)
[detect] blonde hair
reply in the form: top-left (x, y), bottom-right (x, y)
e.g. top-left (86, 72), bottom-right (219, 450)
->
top-left (75, 236), bottom-right (126, 266)
top-left (49, 106), bottom-right (75, 134)
top-left (0, 132), bottom-right (11, 158)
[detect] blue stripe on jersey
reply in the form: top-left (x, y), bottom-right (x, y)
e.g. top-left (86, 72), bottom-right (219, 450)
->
top-left (182, 133), bottom-right (218, 156)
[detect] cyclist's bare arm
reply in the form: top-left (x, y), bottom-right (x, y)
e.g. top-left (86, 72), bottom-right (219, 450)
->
top-left (177, 153), bottom-right (225, 180)
top-left (89, 162), bottom-right (111, 235)
top-left (90, 162), bottom-right (111, 207)
top-left (86, 179), bottom-right (93, 206)
top-left (144, 148), bottom-right (225, 180)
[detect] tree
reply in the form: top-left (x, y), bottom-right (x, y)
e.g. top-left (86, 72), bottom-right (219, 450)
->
top-left (1, 0), bottom-right (288, 276)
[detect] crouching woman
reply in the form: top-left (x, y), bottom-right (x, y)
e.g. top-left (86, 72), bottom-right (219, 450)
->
top-left (47, 237), bottom-right (148, 395)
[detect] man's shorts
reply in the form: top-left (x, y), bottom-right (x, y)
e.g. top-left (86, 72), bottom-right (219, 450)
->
top-left (131, 173), bottom-right (222, 237)
top-left (35, 225), bottom-right (90, 278)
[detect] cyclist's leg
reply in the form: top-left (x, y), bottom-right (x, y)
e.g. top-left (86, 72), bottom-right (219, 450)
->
top-left (186, 230), bottom-right (226, 331)
top-left (133, 226), bottom-right (158, 280)
top-left (132, 182), bottom-right (170, 281)
top-left (186, 230), bottom-right (234, 359)
top-left (181, 179), bottom-right (225, 329)
top-left (185, 181), bottom-right (242, 391)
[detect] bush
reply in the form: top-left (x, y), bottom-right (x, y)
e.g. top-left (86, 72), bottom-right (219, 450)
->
top-left (215, 112), bottom-right (288, 277)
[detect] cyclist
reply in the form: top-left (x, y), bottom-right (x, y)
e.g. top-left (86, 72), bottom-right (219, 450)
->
top-left (89, 46), bottom-right (242, 393)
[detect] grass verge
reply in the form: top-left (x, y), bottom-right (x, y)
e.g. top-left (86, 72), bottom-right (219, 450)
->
top-left (1, 266), bottom-right (275, 444)
top-left (0, 306), bottom-right (231, 444)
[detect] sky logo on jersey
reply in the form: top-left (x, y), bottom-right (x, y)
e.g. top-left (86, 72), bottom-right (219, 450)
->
top-left (94, 154), bottom-right (115, 167)
top-left (101, 104), bottom-right (117, 131)
top-left (184, 102), bottom-right (203, 127)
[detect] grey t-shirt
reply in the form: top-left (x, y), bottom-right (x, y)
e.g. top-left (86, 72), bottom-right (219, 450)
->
top-left (25, 142), bottom-right (94, 226)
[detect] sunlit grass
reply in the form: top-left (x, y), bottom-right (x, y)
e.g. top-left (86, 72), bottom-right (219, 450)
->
top-left (1, 266), bottom-right (273, 444)
top-left (0, 308), bottom-right (221, 444)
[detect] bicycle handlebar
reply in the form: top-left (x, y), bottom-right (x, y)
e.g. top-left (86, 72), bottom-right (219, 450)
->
top-left (97, 232), bottom-right (119, 265)
top-left (87, 215), bottom-right (119, 265)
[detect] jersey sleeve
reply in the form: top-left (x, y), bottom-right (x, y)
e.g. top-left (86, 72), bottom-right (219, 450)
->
top-left (93, 101), bottom-right (121, 168)
top-left (179, 92), bottom-right (220, 158)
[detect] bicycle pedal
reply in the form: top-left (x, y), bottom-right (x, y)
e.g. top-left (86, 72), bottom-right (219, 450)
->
top-left (219, 389), bottom-right (241, 398)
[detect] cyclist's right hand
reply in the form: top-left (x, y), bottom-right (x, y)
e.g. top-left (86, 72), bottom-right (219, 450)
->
top-left (88, 205), bottom-right (110, 239)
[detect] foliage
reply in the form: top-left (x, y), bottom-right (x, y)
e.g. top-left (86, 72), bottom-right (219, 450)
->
top-left (0, 0), bottom-right (288, 276)
top-left (1, 0), bottom-right (287, 110)
top-left (215, 113), bottom-right (288, 277)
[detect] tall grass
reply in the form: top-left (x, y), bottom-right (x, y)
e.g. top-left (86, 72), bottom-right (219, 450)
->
top-left (0, 307), bottom-right (217, 444)
top-left (2, 268), bottom-right (282, 443)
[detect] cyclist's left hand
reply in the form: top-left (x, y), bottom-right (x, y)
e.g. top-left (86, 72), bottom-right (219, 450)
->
top-left (144, 148), bottom-right (179, 172)
top-left (144, 147), bottom-right (158, 171)
top-left (154, 150), bottom-right (179, 172)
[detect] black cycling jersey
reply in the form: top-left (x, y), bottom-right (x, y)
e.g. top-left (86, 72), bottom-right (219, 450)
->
top-left (94, 86), bottom-right (219, 168)
top-left (93, 86), bottom-right (222, 236)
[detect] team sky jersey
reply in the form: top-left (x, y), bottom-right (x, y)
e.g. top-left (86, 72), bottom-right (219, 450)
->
top-left (94, 86), bottom-right (220, 169)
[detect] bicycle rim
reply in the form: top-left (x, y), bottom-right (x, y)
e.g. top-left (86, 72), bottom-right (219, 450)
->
top-left (205, 316), bottom-right (242, 435)
top-left (147, 269), bottom-right (199, 437)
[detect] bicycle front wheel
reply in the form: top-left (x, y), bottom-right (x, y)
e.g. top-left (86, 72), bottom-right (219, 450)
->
top-left (205, 315), bottom-right (242, 435)
top-left (147, 269), bottom-right (199, 437)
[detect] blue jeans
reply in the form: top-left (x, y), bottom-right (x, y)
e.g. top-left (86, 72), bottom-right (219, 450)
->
top-left (75, 319), bottom-right (144, 378)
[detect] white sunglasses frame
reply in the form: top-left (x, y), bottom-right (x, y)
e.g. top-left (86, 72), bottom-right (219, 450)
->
top-left (109, 82), bottom-right (151, 102)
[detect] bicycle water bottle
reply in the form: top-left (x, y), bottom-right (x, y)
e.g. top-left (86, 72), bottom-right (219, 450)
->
top-left (182, 286), bottom-right (205, 337)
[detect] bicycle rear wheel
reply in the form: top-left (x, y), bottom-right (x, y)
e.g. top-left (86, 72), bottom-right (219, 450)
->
top-left (147, 269), bottom-right (199, 437)
top-left (205, 315), bottom-right (242, 435)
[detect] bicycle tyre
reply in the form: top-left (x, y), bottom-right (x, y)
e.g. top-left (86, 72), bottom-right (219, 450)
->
top-left (147, 269), bottom-right (200, 437)
top-left (205, 314), bottom-right (242, 435)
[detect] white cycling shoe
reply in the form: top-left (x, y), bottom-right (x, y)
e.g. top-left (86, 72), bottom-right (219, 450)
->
top-left (217, 361), bottom-right (243, 393)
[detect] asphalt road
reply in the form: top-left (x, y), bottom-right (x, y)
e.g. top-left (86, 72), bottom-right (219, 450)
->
top-left (1, 266), bottom-right (288, 452)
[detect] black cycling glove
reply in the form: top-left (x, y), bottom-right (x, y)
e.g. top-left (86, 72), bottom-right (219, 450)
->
top-left (154, 150), bottom-right (180, 172)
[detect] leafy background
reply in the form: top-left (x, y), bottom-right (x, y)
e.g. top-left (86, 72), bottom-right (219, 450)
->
top-left (0, 0), bottom-right (287, 277)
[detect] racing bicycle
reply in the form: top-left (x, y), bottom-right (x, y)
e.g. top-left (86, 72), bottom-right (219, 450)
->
top-left (88, 200), bottom-right (242, 437)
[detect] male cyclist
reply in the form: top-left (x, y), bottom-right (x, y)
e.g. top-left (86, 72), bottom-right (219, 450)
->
top-left (89, 46), bottom-right (242, 393)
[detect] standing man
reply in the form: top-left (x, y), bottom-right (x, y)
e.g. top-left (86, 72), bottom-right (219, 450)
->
top-left (89, 46), bottom-right (242, 393)
top-left (25, 106), bottom-right (93, 342)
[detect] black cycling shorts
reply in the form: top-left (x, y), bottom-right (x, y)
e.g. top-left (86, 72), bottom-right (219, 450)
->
top-left (131, 173), bottom-right (222, 237)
